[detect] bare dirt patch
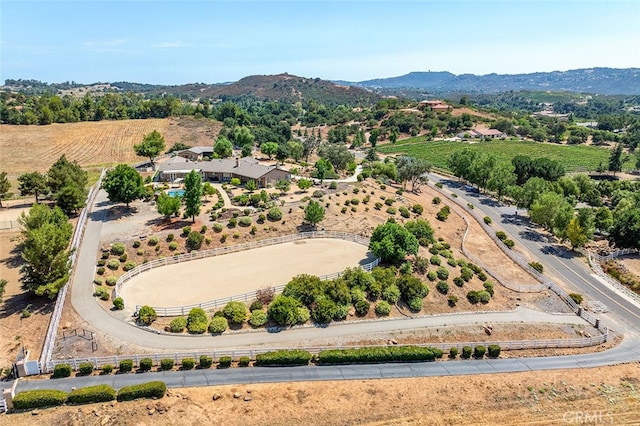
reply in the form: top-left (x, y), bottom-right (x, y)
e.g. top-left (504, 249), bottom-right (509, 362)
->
top-left (6, 364), bottom-right (640, 425)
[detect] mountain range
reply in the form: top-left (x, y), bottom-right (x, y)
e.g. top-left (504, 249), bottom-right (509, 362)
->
top-left (340, 68), bottom-right (640, 95)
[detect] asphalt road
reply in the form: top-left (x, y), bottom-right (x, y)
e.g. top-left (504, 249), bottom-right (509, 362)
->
top-left (427, 173), bottom-right (640, 335)
top-left (12, 335), bottom-right (640, 393)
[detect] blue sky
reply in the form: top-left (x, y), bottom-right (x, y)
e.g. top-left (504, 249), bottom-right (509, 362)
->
top-left (1, 0), bottom-right (639, 85)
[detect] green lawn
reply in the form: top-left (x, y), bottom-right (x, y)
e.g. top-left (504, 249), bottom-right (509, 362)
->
top-left (378, 137), bottom-right (629, 173)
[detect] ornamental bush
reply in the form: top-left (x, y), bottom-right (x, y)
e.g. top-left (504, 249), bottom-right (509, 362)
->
top-left (412, 204), bottom-right (424, 215)
top-left (13, 390), bottom-right (68, 409)
top-left (318, 346), bottom-right (442, 364)
top-left (94, 287), bottom-right (109, 300)
top-left (96, 267), bottom-right (105, 275)
top-left (169, 317), bottom-right (187, 333)
top-left (118, 359), bottom-right (133, 373)
top-left (112, 297), bottom-right (124, 310)
top-left (436, 267), bottom-right (449, 280)
top-left (137, 305), bottom-right (157, 325)
top-left (354, 299), bottom-right (370, 316)
top-left (139, 358), bottom-right (153, 372)
top-left (449, 347), bottom-right (458, 359)
top-left (181, 358), bottom-right (196, 370)
top-left (199, 355), bottom-right (213, 369)
top-left (239, 216), bottom-right (252, 227)
top-left (101, 364), bottom-right (113, 374)
top-left (483, 281), bottom-right (495, 297)
top-left (474, 345), bottom-right (486, 359)
top-left (267, 207), bottom-right (282, 221)
top-left (223, 301), bottom-right (248, 324)
top-left (460, 267), bottom-right (474, 281)
top-left (77, 362), bottom-right (94, 376)
top-left (168, 241), bottom-right (178, 251)
top-left (208, 316), bottom-right (228, 334)
top-left (218, 356), bottom-right (232, 368)
top-left (382, 284), bottom-right (400, 304)
top-left (187, 307), bottom-right (209, 334)
top-left (119, 253), bottom-right (128, 262)
top-left (487, 344), bottom-right (501, 358)
top-left (483, 216), bottom-right (492, 225)
top-left (116, 381), bottom-right (166, 402)
top-left (67, 384), bottom-right (116, 404)
top-left (123, 261), bottom-right (137, 271)
top-left (407, 297), bottom-right (423, 312)
top-left (160, 359), bottom-right (174, 371)
top-left (436, 280), bottom-right (449, 294)
top-left (430, 255), bottom-right (441, 266)
top-left (238, 356), bottom-right (251, 367)
top-left (453, 276), bottom-right (465, 287)
top-left (110, 243), bottom-right (125, 255)
top-left (569, 293), bottom-right (583, 305)
top-left (107, 259), bottom-right (120, 270)
top-left (187, 231), bottom-right (204, 250)
top-left (249, 309), bottom-right (268, 327)
top-left (375, 300), bottom-right (391, 316)
top-left (148, 236), bottom-right (159, 246)
top-left (448, 294), bottom-right (458, 307)
top-left (105, 276), bottom-right (117, 286)
top-left (461, 346), bottom-right (472, 359)
top-left (426, 270), bottom-right (437, 282)
top-left (53, 363), bottom-right (72, 378)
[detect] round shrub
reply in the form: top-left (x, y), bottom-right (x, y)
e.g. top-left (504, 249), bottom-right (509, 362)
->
top-left (187, 231), bottom-right (204, 250)
top-left (123, 261), bottom-right (137, 271)
top-left (110, 243), bottom-right (125, 256)
top-left (453, 276), bottom-right (465, 287)
top-left (139, 358), bottom-right (153, 372)
top-left (460, 267), bottom-right (474, 281)
top-left (382, 284), bottom-right (400, 304)
top-left (169, 317), bottom-right (187, 333)
top-left (386, 207), bottom-right (396, 215)
top-left (448, 294), bottom-right (458, 306)
top-left (569, 293), bottom-right (583, 305)
top-left (181, 358), bottom-right (196, 370)
top-left (487, 344), bottom-right (501, 358)
top-left (483, 216), bottom-right (492, 225)
top-left (199, 356), bottom-right (213, 369)
top-left (212, 222), bottom-right (224, 232)
top-left (478, 290), bottom-right (491, 303)
top-left (112, 297), bottom-right (124, 310)
top-left (97, 259), bottom-right (106, 267)
top-left (474, 345), bottom-right (486, 358)
top-left (96, 267), bottom-right (105, 275)
top-left (223, 301), bottom-right (248, 324)
top-left (354, 299), bottom-right (370, 316)
top-left (250, 300), bottom-right (263, 311)
top-left (257, 213), bottom-right (266, 223)
top-left (238, 356), bottom-right (251, 367)
top-left (296, 307), bottom-right (310, 324)
top-left (107, 259), bottom-right (120, 270)
top-left (137, 305), bottom-right (157, 325)
top-left (407, 297), bottom-right (423, 312)
top-left (412, 204), bottom-right (424, 215)
top-left (218, 356), bottom-right (232, 368)
top-left (106, 276), bottom-right (117, 286)
top-left (430, 255), bottom-right (441, 266)
top-left (375, 300), bottom-right (391, 316)
top-left (436, 267), bottom-right (449, 280)
top-left (119, 253), bottom-right (128, 262)
top-left (228, 218), bottom-right (237, 227)
top-left (53, 363), bottom-right (72, 378)
top-left (239, 216), bottom-right (252, 227)
top-left (187, 308), bottom-right (208, 334)
top-left (249, 309), bottom-right (268, 327)
top-left (504, 239), bottom-right (515, 248)
top-left (426, 271), bottom-right (437, 282)
top-left (461, 346), bottom-right (472, 359)
top-left (483, 281), bottom-right (495, 296)
top-left (118, 359), bottom-right (133, 373)
top-left (436, 280), bottom-right (449, 294)
top-left (166, 233), bottom-right (174, 242)
top-left (267, 207), bottom-right (282, 221)
top-left (136, 249), bottom-right (144, 256)
top-left (94, 287), bottom-right (109, 300)
top-left (449, 347), bottom-right (458, 359)
top-left (168, 241), bottom-right (178, 251)
top-left (101, 364), bottom-right (113, 374)
top-left (333, 304), bottom-right (350, 320)
top-left (209, 316), bottom-right (228, 334)
top-left (93, 278), bottom-right (103, 285)
top-left (148, 236), bottom-right (159, 246)
top-left (160, 359), bottom-right (174, 371)
top-left (529, 262), bottom-right (544, 273)
top-left (399, 206), bottom-right (410, 218)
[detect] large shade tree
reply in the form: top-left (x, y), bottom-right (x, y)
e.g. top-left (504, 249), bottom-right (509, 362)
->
top-left (102, 164), bottom-right (145, 209)
top-left (369, 221), bottom-right (419, 264)
top-left (134, 130), bottom-right (166, 165)
top-left (18, 171), bottom-right (48, 202)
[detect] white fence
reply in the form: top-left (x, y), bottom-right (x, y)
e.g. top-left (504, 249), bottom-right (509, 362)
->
top-left (38, 170), bottom-right (106, 370)
top-left (588, 249), bottom-right (640, 305)
top-left (139, 256), bottom-right (380, 317)
top-left (43, 331), bottom-right (608, 372)
top-left (0, 398), bottom-right (6, 414)
top-left (113, 231), bottom-right (373, 309)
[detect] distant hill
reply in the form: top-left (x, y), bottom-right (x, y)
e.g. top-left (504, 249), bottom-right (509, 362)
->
top-left (343, 68), bottom-right (640, 95)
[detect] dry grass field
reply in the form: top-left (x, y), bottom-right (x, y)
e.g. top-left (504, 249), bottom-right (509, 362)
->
top-left (0, 116), bottom-right (222, 182)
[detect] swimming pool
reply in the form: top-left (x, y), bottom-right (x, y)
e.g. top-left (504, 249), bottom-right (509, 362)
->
top-left (167, 189), bottom-right (185, 197)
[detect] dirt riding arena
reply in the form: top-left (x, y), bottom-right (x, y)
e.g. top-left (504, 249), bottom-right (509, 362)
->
top-left (119, 239), bottom-right (373, 310)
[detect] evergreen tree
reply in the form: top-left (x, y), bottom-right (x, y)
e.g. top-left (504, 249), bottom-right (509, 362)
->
top-left (183, 170), bottom-right (202, 222)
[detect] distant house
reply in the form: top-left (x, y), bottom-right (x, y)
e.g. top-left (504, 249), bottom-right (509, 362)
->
top-left (418, 100), bottom-right (451, 113)
top-left (177, 146), bottom-right (214, 161)
top-left (157, 156), bottom-right (291, 187)
top-left (457, 126), bottom-right (505, 140)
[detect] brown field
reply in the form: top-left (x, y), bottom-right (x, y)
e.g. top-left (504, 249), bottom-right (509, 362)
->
top-left (0, 116), bottom-right (222, 181)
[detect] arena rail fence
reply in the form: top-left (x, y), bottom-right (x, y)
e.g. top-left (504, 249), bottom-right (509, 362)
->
top-left (588, 249), bottom-right (640, 305)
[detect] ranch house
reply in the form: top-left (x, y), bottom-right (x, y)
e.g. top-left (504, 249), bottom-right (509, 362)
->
top-left (157, 156), bottom-right (291, 187)
top-left (177, 146), bottom-right (214, 161)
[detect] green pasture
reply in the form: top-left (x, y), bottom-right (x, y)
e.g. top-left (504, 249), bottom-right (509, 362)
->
top-left (378, 137), bottom-right (630, 173)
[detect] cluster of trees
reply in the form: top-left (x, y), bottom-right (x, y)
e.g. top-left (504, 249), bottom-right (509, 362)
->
top-left (7, 155), bottom-right (88, 215)
top-left (18, 204), bottom-right (73, 298)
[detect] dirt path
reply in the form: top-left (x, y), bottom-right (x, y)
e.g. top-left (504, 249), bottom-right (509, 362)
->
top-left (119, 239), bottom-right (372, 310)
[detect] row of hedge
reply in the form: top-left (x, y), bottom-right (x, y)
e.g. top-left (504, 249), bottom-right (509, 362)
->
top-left (13, 381), bottom-right (166, 410)
top-left (318, 346), bottom-right (444, 364)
